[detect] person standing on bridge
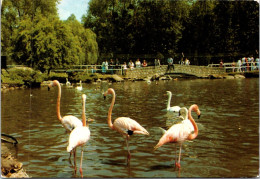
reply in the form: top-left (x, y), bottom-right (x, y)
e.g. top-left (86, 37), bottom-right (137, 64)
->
top-left (232, 61), bottom-right (236, 72)
top-left (142, 60), bottom-right (147, 67)
top-left (255, 57), bottom-right (259, 70)
top-left (122, 62), bottom-right (127, 75)
top-left (237, 58), bottom-right (242, 72)
top-left (109, 59), bottom-right (115, 74)
top-left (219, 59), bottom-right (224, 68)
top-left (128, 60), bottom-right (135, 70)
top-left (242, 57), bottom-right (246, 72)
top-left (166, 57), bottom-right (174, 73)
top-left (136, 59), bottom-right (141, 68)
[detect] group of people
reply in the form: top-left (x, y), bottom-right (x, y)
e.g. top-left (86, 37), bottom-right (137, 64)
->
top-left (220, 56), bottom-right (259, 72)
top-left (179, 58), bottom-right (190, 66)
top-left (237, 57), bottom-right (259, 72)
top-left (98, 58), bottom-right (149, 75)
top-left (97, 56), bottom-right (186, 75)
top-left (127, 59), bottom-right (148, 69)
top-left (101, 59), bottom-right (121, 74)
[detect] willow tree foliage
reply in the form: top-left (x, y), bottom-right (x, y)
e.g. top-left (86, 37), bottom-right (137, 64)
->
top-left (65, 15), bottom-right (99, 65)
top-left (2, 0), bottom-right (99, 72)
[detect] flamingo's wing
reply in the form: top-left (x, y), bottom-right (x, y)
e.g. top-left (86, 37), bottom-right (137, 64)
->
top-left (113, 117), bottom-right (149, 136)
top-left (154, 123), bottom-right (191, 150)
top-left (67, 126), bottom-right (90, 152)
top-left (169, 106), bottom-right (181, 112)
top-left (62, 115), bottom-right (83, 131)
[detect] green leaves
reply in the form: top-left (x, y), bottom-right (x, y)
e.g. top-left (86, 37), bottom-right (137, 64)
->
top-left (2, 0), bottom-right (99, 73)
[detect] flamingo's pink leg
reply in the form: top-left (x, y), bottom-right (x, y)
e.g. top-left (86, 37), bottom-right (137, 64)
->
top-left (176, 143), bottom-right (182, 169)
top-left (125, 137), bottom-right (131, 163)
top-left (74, 148), bottom-right (77, 173)
top-left (174, 144), bottom-right (178, 167)
top-left (79, 149), bottom-right (84, 178)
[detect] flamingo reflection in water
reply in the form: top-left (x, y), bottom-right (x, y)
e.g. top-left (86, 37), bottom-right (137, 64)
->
top-left (67, 94), bottom-right (90, 178)
top-left (104, 88), bottom-right (149, 164)
top-left (154, 104), bottom-right (201, 169)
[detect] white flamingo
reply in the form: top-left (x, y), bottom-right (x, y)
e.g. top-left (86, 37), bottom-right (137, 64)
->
top-left (166, 91), bottom-right (180, 112)
top-left (67, 94), bottom-right (90, 178)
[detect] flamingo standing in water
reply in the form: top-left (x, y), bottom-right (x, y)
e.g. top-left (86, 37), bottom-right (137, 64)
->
top-left (166, 91), bottom-right (181, 112)
top-left (104, 88), bottom-right (149, 162)
top-left (154, 104), bottom-right (201, 168)
top-left (67, 94), bottom-right (90, 178)
top-left (48, 80), bottom-right (83, 161)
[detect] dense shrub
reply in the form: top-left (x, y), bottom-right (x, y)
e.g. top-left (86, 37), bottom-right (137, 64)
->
top-left (1, 67), bottom-right (44, 87)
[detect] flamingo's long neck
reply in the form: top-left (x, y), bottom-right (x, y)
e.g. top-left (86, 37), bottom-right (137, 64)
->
top-left (55, 81), bottom-right (62, 121)
top-left (107, 89), bottom-right (114, 129)
top-left (167, 93), bottom-right (172, 110)
top-left (82, 96), bottom-right (87, 127)
top-left (187, 104), bottom-right (199, 140)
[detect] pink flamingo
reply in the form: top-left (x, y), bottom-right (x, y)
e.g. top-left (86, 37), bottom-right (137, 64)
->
top-left (154, 104), bottom-right (201, 169)
top-left (67, 94), bottom-right (90, 178)
top-left (104, 88), bottom-right (149, 162)
top-left (48, 80), bottom-right (83, 131)
top-left (48, 80), bottom-right (83, 160)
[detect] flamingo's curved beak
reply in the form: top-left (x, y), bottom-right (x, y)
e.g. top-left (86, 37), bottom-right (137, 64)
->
top-left (103, 90), bottom-right (108, 100)
top-left (48, 82), bottom-right (53, 91)
top-left (198, 114), bottom-right (201, 119)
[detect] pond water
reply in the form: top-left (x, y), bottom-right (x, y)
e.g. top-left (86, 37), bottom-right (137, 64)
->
top-left (1, 78), bottom-right (259, 178)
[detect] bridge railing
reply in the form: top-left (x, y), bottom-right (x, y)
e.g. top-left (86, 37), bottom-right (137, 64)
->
top-left (53, 65), bottom-right (124, 75)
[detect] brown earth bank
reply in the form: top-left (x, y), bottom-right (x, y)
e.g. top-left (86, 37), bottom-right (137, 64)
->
top-left (1, 142), bottom-right (29, 178)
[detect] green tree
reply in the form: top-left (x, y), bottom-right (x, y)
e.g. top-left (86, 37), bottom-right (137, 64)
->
top-left (2, 0), bottom-right (99, 73)
top-left (83, 0), bottom-right (191, 56)
top-left (11, 15), bottom-right (81, 73)
top-left (65, 14), bottom-right (99, 65)
top-left (1, 0), bottom-right (59, 54)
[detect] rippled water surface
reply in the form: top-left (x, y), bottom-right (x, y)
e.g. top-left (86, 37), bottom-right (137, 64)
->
top-left (1, 78), bottom-right (259, 177)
